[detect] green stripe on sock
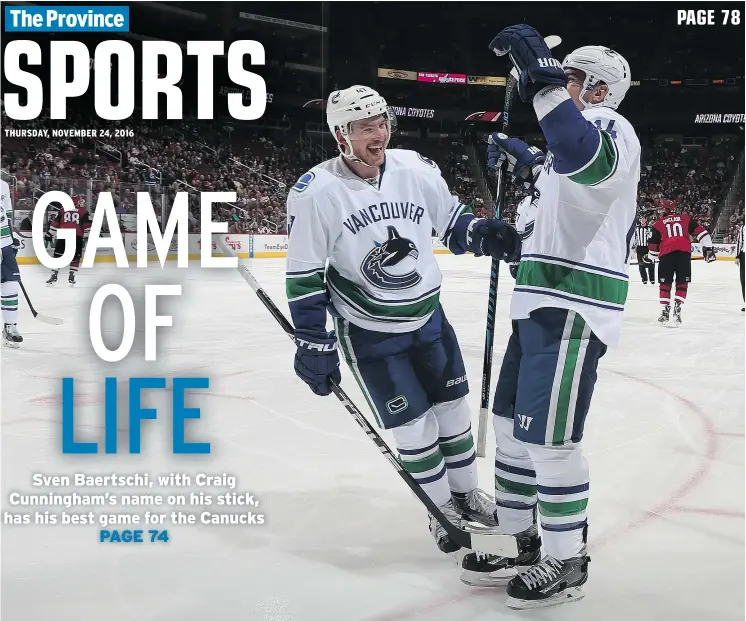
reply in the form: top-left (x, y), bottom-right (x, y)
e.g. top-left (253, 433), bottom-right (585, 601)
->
top-left (401, 450), bottom-right (445, 474)
top-left (439, 434), bottom-right (474, 457)
top-left (553, 313), bottom-right (585, 445)
top-left (496, 475), bottom-right (537, 498)
top-left (1, 299), bottom-right (18, 307)
top-left (538, 498), bottom-right (588, 518)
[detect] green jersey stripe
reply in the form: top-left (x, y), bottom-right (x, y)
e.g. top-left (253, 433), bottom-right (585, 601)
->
top-left (517, 259), bottom-right (628, 305)
top-left (286, 273), bottom-right (325, 300)
top-left (568, 131), bottom-right (617, 185)
top-left (327, 268), bottom-right (440, 321)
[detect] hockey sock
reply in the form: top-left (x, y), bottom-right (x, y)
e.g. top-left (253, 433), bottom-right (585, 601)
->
top-left (674, 282), bottom-right (688, 304)
top-left (526, 442), bottom-right (589, 561)
top-left (432, 397), bottom-right (478, 493)
top-left (493, 416), bottom-right (537, 534)
top-left (1, 280), bottom-right (19, 325)
top-left (659, 283), bottom-right (672, 305)
top-left (391, 410), bottom-right (451, 507)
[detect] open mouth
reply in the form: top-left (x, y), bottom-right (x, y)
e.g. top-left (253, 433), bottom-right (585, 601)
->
top-left (368, 145), bottom-right (384, 156)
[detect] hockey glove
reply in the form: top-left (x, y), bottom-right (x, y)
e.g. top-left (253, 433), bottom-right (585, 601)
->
top-left (294, 329), bottom-right (342, 397)
top-left (702, 247), bottom-right (717, 263)
top-left (508, 261), bottom-right (520, 279)
top-left (11, 236), bottom-right (20, 256)
top-left (488, 25), bottom-right (567, 103)
top-left (487, 133), bottom-right (545, 187)
top-left (641, 252), bottom-right (653, 264)
top-left (467, 218), bottom-right (521, 262)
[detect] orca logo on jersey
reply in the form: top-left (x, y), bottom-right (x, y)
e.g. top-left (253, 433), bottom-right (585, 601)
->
top-left (360, 226), bottom-right (421, 290)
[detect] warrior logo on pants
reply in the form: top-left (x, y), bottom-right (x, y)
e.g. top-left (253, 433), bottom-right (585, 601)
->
top-left (360, 226), bottom-right (421, 290)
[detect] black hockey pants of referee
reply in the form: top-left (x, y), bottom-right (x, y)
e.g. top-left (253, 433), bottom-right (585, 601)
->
top-left (636, 246), bottom-right (655, 283)
top-left (739, 252), bottom-right (744, 302)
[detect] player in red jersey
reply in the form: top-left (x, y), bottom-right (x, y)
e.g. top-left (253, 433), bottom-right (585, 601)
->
top-left (647, 204), bottom-right (715, 326)
top-left (45, 195), bottom-right (91, 287)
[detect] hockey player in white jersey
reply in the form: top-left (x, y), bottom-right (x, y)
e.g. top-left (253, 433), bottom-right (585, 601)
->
top-left (0, 179), bottom-right (23, 348)
top-left (285, 85), bottom-right (521, 554)
top-left (459, 27), bottom-right (640, 609)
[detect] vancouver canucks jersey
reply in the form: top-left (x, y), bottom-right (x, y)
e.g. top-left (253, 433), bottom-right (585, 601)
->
top-left (285, 150), bottom-right (471, 334)
top-left (513, 95), bottom-right (641, 348)
top-left (0, 180), bottom-right (14, 250)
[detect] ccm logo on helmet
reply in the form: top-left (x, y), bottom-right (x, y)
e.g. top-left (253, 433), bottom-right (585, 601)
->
top-left (331, 92), bottom-right (341, 104)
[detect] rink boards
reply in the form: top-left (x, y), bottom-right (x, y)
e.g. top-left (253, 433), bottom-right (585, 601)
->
top-left (13, 232), bottom-right (738, 263)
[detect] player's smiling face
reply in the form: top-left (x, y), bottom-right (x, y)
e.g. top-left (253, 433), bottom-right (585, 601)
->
top-left (348, 115), bottom-right (389, 167)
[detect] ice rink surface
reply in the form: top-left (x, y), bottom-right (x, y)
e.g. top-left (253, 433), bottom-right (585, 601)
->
top-left (1, 256), bottom-right (744, 621)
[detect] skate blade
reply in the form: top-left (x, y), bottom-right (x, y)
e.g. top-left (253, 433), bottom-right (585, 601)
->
top-left (460, 568), bottom-right (518, 587)
top-left (506, 586), bottom-right (586, 610)
top-left (2, 339), bottom-right (20, 349)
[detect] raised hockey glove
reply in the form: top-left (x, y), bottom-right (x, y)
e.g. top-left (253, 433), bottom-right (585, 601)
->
top-left (487, 133), bottom-right (545, 187)
top-left (702, 246), bottom-right (717, 263)
top-left (489, 25), bottom-right (567, 103)
top-left (467, 218), bottom-right (520, 262)
top-left (294, 329), bottom-right (342, 397)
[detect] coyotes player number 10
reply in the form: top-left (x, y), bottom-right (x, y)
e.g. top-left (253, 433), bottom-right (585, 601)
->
top-left (665, 222), bottom-right (683, 238)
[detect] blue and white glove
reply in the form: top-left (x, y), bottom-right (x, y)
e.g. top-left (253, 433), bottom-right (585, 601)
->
top-left (11, 235), bottom-right (20, 256)
top-left (508, 261), bottom-right (520, 279)
top-left (487, 133), bottom-right (545, 187)
top-left (467, 219), bottom-right (520, 262)
top-left (294, 329), bottom-right (342, 397)
top-left (489, 25), bottom-right (567, 103)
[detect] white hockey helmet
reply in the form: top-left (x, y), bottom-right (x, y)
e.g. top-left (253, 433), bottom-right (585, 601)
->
top-left (326, 85), bottom-right (395, 164)
top-left (562, 46), bottom-right (631, 110)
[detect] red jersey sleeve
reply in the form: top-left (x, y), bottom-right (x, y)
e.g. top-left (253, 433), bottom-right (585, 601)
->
top-left (687, 216), bottom-right (708, 243)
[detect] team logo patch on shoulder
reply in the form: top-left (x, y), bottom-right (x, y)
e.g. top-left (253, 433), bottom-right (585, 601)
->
top-left (417, 153), bottom-right (437, 168)
top-left (292, 172), bottom-right (315, 192)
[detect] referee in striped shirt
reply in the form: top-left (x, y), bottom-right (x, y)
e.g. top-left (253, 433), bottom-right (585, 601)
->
top-left (635, 217), bottom-right (655, 284)
top-left (736, 223), bottom-right (744, 311)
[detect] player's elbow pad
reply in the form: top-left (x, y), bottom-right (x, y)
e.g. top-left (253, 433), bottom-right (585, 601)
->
top-left (534, 87), bottom-right (602, 176)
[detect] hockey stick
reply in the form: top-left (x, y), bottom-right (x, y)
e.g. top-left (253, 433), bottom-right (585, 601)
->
top-left (475, 35), bottom-right (561, 458)
top-left (214, 235), bottom-right (518, 557)
top-left (19, 280), bottom-right (63, 325)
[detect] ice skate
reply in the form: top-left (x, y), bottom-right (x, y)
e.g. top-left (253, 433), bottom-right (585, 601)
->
top-left (460, 524), bottom-right (541, 587)
top-left (46, 271), bottom-right (58, 287)
top-left (452, 488), bottom-right (498, 529)
top-left (2, 323), bottom-right (23, 349)
top-left (658, 304), bottom-right (670, 326)
top-left (505, 551), bottom-right (590, 610)
top-left (68, 271), bottom-right (76, 287)
top-left (428, 499), bottom-right (462, 554)
top-left (672, 300), bottom-right (682, 327)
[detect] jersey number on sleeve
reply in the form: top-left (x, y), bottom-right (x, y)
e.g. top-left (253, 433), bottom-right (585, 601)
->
top-left (594, 119), bottom-right (618, 140)
top-left (665, 222), bottom-right (683, 238)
